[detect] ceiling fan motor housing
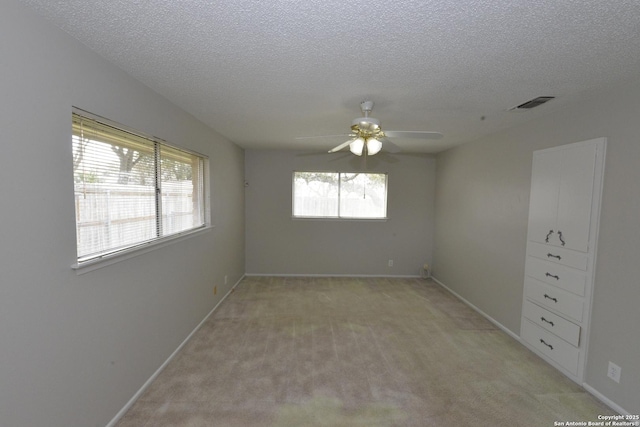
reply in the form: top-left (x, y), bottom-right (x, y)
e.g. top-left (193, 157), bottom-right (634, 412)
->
top-left (352, 100), bottom-right (383, 136)
top-left (351, 117), bottom-right (381, 134)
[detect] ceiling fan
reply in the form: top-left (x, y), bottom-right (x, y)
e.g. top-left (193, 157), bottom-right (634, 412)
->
top-left (297, 101), bottom-right (443, 156)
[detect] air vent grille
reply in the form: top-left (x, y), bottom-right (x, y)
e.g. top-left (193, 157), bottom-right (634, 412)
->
top-left (510, 96), bottom-right (555, 110)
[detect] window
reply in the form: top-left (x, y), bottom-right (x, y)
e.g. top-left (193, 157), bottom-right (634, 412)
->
top-left (292, 172), bottom-right (387, 219)
top-left (72, 109), bottom-right (208, 266)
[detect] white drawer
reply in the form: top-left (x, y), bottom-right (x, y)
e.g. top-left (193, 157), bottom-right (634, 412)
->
top-left (525, 256), bottom-right (587, 296)
top-left (524, 277), bottom-right (584, 322)
top-left (522, 300), bottom-right (580, 347)
top-left (521, 319), bottom-right (580, 376)
top-left (527, 241), bottom-right (588, 271)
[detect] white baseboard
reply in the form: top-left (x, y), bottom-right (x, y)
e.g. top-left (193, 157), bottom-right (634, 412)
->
top-left (244, 273), bottom-right (422, 278)
top-left (105, 274), bottom-right (245, 427)
top-left (582, 383), bottom-right (630, 415)
top-left (430, 276), bottom-right (521, 342)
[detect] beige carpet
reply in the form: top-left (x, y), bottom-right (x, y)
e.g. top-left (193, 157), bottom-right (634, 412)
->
top-left (116, 276), bottom-right (614, 426)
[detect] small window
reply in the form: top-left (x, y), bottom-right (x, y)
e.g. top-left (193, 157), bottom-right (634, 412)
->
top-left (292, 172), bottom-right (387, 219)
top-left (72, 109), bottom-right (208, 266)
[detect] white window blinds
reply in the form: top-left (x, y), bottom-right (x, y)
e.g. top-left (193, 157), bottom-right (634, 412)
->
top-left (72, 111), bottom-right (207, 264)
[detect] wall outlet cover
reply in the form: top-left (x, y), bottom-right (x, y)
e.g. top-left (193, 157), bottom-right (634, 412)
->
top-left (607, 361), bottom-right (621, 383)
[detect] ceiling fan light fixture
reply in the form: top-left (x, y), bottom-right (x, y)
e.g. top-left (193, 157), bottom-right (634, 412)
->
top-left (350, 137), bottom-right (365, 156)
top-left (367, 138), bottom-right (382, 155)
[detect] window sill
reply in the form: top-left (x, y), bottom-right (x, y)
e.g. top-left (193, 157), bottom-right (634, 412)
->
top-left (71, 226), bottom-right (213, 274)
top-left (291, 216), bottom-right (388, 222)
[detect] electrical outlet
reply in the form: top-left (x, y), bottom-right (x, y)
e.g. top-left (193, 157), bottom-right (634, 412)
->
top-left (213, 286), bottom-right (217, 296)
top-left (607, 361), bottom-right (621, 383)
top-left (388, 260), bottom-right (393, 267)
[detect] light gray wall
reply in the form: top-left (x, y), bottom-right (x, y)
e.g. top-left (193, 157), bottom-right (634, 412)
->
top-left (245, 150), bottom-right (435, 276)
top-left (433, 78), bottom-right (640, 413)
top-left (0, 2), bottom-right (245, 426)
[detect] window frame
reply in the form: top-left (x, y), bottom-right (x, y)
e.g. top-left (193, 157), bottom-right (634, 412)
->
top-left (291, 171), bottom-right (388, 220)
top-left (71, 108), bottom-right (211, 272)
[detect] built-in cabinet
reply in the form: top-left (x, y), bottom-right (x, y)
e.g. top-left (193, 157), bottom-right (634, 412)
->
top-left (521, 138), bottom-right (606, 384)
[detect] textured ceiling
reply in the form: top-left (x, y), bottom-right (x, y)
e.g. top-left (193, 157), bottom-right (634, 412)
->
top-left (19, 0), bottom-right (640, 153)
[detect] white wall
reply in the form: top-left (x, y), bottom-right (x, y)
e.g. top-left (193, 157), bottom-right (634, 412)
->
top-left (0, 2), bottom-right (245, 426)
top-left (433, 78), bottom-right (640, 413)
top-left (245, 150), bottom-right (435, 276)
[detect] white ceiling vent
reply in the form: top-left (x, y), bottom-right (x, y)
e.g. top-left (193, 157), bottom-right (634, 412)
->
top-left (510, 96), bottom-right (555, 111)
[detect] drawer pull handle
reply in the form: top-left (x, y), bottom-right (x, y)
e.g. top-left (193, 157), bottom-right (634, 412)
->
top-left (544, 294), bottom-right (558, 303)
top-left (558, 230), bottom-right (566, 246)
top-left (545, 272), bottom-right (560, 280)
top-left (547, 253), bottom-right (561, 260)
top-left (540, 339), bottom-right (554, 350)
top-left (541, 317), bottom-right (555, 327)
top-left (545, 230), bottom-right (554, 243)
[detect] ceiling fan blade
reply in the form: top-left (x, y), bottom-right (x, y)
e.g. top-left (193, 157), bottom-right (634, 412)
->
top-left (328, 139), bottom-right (355, 153)
top-left (384, 131), bottom-right (443, 139)
top-left (380, 138), bottom-right (401, 154)
top-left (295, 134), bottom-right (353, 140)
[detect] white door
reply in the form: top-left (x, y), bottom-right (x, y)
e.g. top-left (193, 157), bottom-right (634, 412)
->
top-left (555, 143), bottom-right (597, 253)
top-left (528, 150), bottom-right (561, 246)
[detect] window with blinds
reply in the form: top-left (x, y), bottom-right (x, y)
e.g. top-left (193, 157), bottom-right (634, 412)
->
top-left (72, 109), bottom-right (208, 266)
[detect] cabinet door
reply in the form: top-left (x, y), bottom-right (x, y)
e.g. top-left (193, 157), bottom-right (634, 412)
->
top-left (556, 144), bottom-right (597, 253)
top-left (528, 150), bottom-right (561, 245)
